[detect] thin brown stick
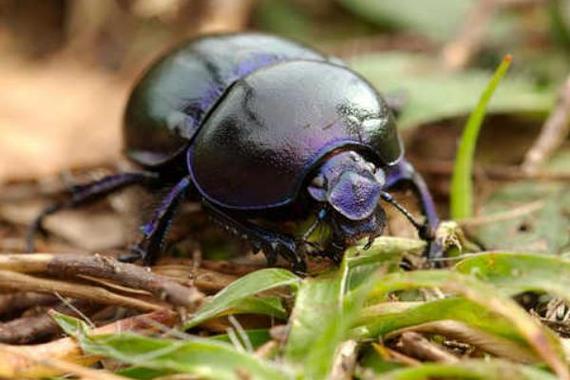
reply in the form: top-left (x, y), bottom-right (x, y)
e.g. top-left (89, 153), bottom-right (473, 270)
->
top-left (0, 292), bottom-right (58, 316)
top-left (0, 344), bottom-right (128, 380)
top-left (385, 320), bottom-right (539, 363)
top-left (413, 160), bottom-right (570, 181)
top-left (196, 259), bottom-right (262, 276)
top-left (522, 77), bottom-right (570, 173)
top-left (0, 269), bottom-right (164, 311)
top-left (459, 199), bottom-right (545, 227)
top-left (372, 343), bottom-right (421, 366)
top-left (442, 0), bottom-right (499, 70)
top-left (397, 332), bottom-right (459, 363)
top-left (0, 300), bottom-right (98, 344)
top-left (330, 340), bottom-right (359, 380)
top-left (153, 263), bottom-right (239, 294)
top-left (0, 254), bottom-right (203, 308)
top-left (0, 309), bottom-right (177, 379)
top-left (255, 340), bottom-right (278, 359)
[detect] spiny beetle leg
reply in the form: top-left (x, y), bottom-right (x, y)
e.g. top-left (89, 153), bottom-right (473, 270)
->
top-left (384, 159), bottom-right (442, 260)
top-left (27, 171), bottom-right (157, 252)
top-left (127, 176), bottom-right (191, 266)
top-left (202, 200), bottom-right (307, 275)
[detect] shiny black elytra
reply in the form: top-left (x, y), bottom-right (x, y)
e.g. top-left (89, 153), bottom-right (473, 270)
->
top-left (28, 33), bottom-right (440, 273)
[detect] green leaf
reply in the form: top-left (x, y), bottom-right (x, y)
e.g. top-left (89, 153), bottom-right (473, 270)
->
top-left (86, 333), bottom-right (292, 380)
top-left (338, 0), bottom-right (473, 42)
top-left (184, 268), bottom-right (300, 329)
top-left (354, 298), bottom-right (537, 362)
top-left (455, 252), bottom-right (570, 303)
top-left (211, 329), bottom-right (271, 350)
top-left (50, 311), bottom-right (91, 337)
top-left (345, 237), bottom-right (424, 291)
top-left (463, 181), bottom-right (570, 253)
top-left (350, 53), bottom-right (553, 130)
top-left (224, 296), bottom-right (288, 319)
top-left (451, 55), bottom-right (512, 219)
top-left (117, 367), bottom-right (171, 380)
top-left (380, 359), bottom-right (557, 380)
top-left (356, 297), bottom-right (524, 343)
top-left (290, 274), bottom-right (344, 379)
top-left (285, 238), bottom-right (400, 379)
top-left (53, 313), bottom-right (290, 380)
top-left (367, 270), bottom-right (568, 378)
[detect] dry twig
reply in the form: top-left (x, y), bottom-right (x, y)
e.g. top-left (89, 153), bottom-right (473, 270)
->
top-left (397, 331), bottom-right (459, 363)
top-left (413, 159), bottom-right (570, 181)
top-left (442, 0), bottom-right (499, 70)
top-left (522, 77), bottom-right (570, 173)
top-left (0, 292), bottom-right (58, 316)
top-left (0, 300), bottom-right (98, 345)
top-left (0, 269), bottom-right (164, 311)
top-left (330, 340), bottom-right (359, 380)
top-left (386, 320), bottom-right (539, 363)
top-left (0, 253), bottom-right (203, 308)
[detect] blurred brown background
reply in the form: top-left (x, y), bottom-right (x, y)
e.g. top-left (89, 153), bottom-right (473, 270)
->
top-left (0, 0), bottom-right (260, 182)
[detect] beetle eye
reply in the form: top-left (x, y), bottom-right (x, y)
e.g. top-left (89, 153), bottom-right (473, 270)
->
top-left (311, 174), bottom-right (325, 188)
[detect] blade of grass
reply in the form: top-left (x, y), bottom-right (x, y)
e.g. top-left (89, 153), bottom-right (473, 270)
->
top-left (367, 270), bottom-right (569, 379)
top-left (455, 252), bottom-right (570, 304)
top-left (451, 55), bottom-right (512, 219)
top-left (353, 298), bottom-right (538, 362)
top-left (183, 268), bottom-right (300, 329)
top-left (379, 359), bottom-right (557, 380)
top-left (53, 313), bottom-right (292, 380)
top-left (285, 238), bottom-right (408, 379)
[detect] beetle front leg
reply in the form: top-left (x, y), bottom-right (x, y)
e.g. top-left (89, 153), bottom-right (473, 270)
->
top-left (123, 176), bottom-right (192, 266)
top-left (385, 159), bottom-right (441, 259)
top-left (27, 171), bottom-right (157, 252)
top-left (202, 200), bottom-right (307, 275)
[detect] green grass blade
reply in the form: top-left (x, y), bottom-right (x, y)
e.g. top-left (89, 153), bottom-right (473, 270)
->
top-left (455, 252), bottom-right (570, 304)
top-left (379, 360), bottom-right (557, 380)
top-left (367, 270), bottom-right (568, 378)
top-left (53, 313), bottom-right (292, 380)
top-left (354, 298), bottom-right (538, 362)
top-left (183, 268), bottom-right (300, 329)
top-left (91, 333), bottom-right (291, 380)
top-left (284, 238), bottom-right (406, 379)
top-left (450, 55), bottom-right (512, 219)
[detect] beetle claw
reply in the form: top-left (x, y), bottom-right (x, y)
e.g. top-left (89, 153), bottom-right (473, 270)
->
top-left (119, 247), bottom-right (144, 263)
top-left (263, 248), bottom-right (278, 266)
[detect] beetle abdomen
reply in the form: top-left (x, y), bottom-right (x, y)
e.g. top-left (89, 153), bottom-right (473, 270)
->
top-left (189, 60), bottom-right (402, 210)
top-left (124, 33), bottom-right (328, 167)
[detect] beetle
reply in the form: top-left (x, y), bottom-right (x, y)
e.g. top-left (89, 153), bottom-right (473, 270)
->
top-left (28, 33), bottom-right (440, 273)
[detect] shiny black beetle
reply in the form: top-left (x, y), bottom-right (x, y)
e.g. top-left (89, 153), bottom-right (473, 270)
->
top-left (29, 33), bottom-right (439, 273)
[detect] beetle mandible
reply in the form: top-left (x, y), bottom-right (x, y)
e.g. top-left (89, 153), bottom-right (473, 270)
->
top-left (28, 33), bottom-right (440, 273)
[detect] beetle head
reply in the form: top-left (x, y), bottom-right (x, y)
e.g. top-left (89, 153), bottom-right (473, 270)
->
top-left (308, 151), bottom-right (387, 244)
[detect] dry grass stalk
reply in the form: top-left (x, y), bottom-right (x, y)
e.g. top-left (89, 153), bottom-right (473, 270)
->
top-left (0, 309), bottom-right (177, 378)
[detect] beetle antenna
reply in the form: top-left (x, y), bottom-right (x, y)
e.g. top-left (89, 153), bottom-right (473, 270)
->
top-left (302, 208), bottom-right (327, 241)
top-left (380, 191), bottom-right (429, 238)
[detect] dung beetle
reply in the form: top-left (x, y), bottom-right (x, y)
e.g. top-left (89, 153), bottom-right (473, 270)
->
top-left (28, 33), bottom-right (439, 273)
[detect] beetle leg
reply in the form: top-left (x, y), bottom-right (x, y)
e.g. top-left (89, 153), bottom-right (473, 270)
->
top-left (123, 176), bottom-right (192, 266)
top-left (27, 172), bottom-right (157, 252)
top-left (202, 200), bottom-right (307, 275)
top-left (384, 159), bottom-right (441, 259)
